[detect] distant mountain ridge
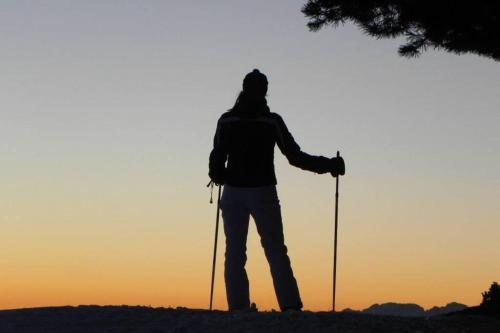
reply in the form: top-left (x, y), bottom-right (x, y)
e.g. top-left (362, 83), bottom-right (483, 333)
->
top-left (343, 302), bottom-right (467, 317)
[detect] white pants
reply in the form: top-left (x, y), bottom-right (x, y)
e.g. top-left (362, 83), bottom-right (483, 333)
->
top-left (220, 185), bottom-right (302, 311)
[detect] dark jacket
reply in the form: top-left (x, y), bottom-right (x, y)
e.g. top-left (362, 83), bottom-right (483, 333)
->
top-left (209, 108), bottom-right (331, 187)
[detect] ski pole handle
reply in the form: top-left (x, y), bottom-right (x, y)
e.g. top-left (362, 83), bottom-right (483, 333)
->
top-left (335, 151), bottom-right (340, 178)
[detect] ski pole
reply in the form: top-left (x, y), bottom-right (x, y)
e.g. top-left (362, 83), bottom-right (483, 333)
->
top-left (332, 151), bottom-right (340, 312)
top-left (209, 183), bottom-right (222, 311)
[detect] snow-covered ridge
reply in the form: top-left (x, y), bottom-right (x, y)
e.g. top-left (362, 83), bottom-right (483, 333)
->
top-left (1, 305), bottom-right (498, 333)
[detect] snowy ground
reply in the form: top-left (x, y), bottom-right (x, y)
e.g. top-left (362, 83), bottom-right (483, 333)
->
top-left (1, 305), bottom-right (499, 333)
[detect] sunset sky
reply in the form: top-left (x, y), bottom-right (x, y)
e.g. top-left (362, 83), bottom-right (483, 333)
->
top-left (1, 1), bottom-right (499, 311)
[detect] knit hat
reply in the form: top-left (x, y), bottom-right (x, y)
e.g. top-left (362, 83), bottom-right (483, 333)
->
top-left (243, 69), bottom-right (268, 92)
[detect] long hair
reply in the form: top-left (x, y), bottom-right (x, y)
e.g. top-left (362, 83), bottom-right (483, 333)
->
top-left (229, 90), bottom-right (269, 115)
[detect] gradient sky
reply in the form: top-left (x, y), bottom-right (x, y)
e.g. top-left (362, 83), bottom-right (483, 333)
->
top-left (1, 1), bottom-right (499, 311)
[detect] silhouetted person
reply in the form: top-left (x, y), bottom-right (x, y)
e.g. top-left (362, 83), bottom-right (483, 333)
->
top-left (209, 69), bottom-right (345, 311)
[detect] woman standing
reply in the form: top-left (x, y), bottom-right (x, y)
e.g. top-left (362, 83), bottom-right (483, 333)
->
top-left (209, 69), bottom-right (345, 311)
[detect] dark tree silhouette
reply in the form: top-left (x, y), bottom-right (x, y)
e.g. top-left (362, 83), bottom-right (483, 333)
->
top-left (302, 1), bottom-right (500, 60)
top-left (481, 282), bottom-right (500, 312)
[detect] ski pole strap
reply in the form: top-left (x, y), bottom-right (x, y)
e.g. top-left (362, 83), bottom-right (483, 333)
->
top-left (207, 180), bottom-right (214, 204)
